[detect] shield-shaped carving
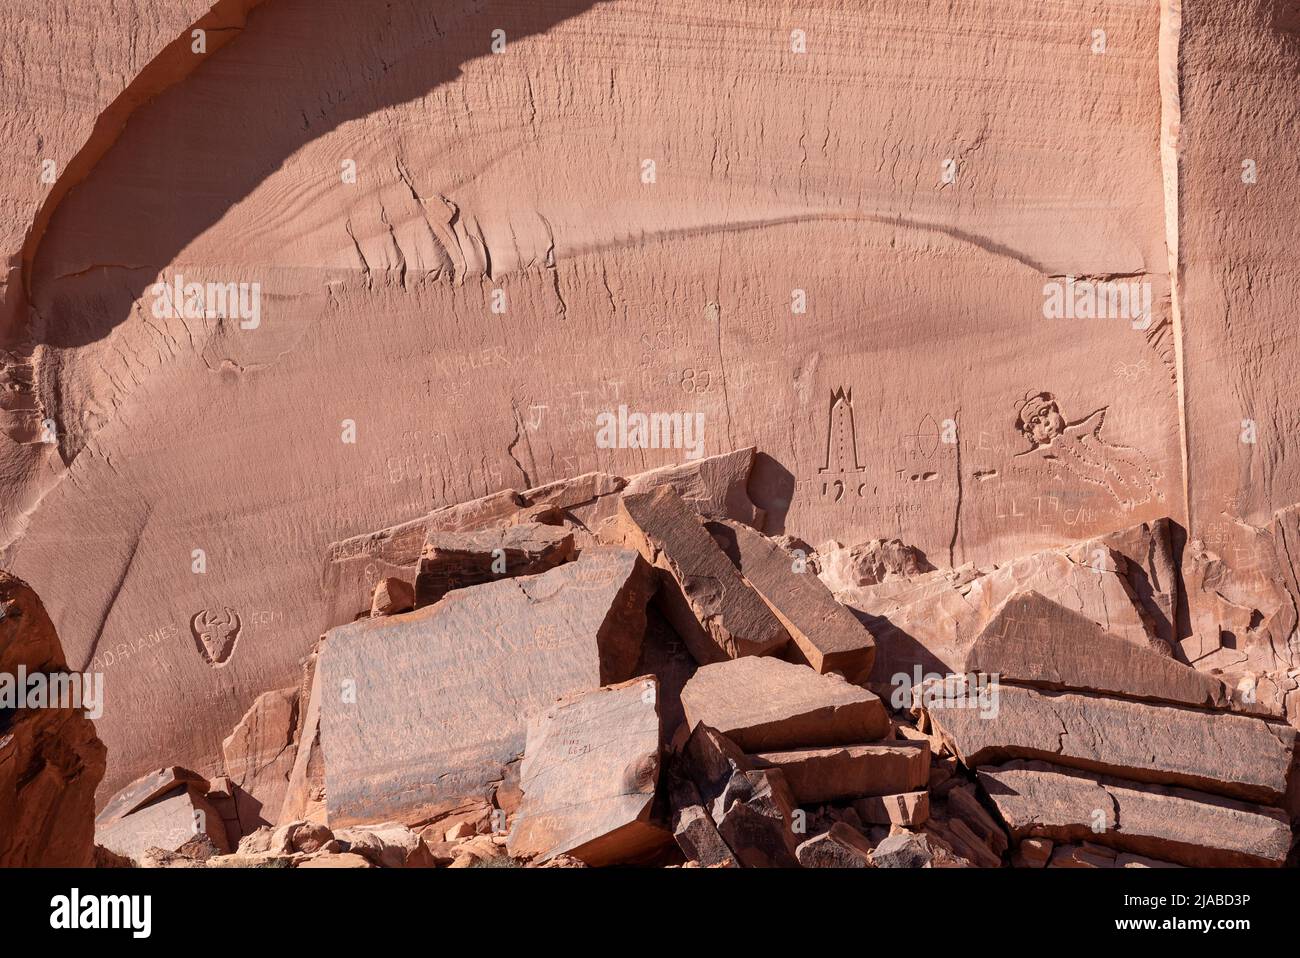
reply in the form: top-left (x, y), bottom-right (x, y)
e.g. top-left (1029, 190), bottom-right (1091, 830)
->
top-left (190, 607), bottom-right (241, 666)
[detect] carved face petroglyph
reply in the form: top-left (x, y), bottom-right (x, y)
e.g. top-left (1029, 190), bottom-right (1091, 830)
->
top-left (190, 607), bottom-right (241, 666)
top-left (1016, 392), bottom-right (1065, 447)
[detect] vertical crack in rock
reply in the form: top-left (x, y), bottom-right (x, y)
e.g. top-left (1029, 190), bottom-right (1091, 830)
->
top-left (948, 407), bottom-right (963, 567)
top-left (706, 301), bottom-right (736, 450)
top-left (1159, 0), bottom-right (1190, 527)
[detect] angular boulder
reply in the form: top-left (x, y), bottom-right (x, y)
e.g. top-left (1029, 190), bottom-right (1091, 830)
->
top-left (619, 447), bottom-right (764, 527)
top-left (977, 761), bottom-right (1292, 868)
top-left (714, 768), bottom-right (801, 868)
top-left (370, 577), bottom-right (414, 616)
top-left (414, 522), bottom-right (576, 607)
top-left (681, 657), bottom-right (889, 751)
top-left (508, 677), bottom-right (667, 866)
top-left (925, 682), bottom-right (1295, 802)
top-left (795, 822), bottom-right (875, 867)
top-left (672, 804), bottom-right (736, 868)
top-left (320, 548), bottom-right (654, 826)
top-left (749, 742), bottom-right (930, 804)
top-left (95, 766), bottom-right (208, 828)
top-left (95, 788), bottom-right (231, 862)
top-left (707, 518), bottom-right (876, 681)
top-left (871, 832), bottom-right (936, 868)
top-left (967, 590), bottom-right (1229, 708)
top-left (853, 791), bottom-right (931, 827)
top-left (616, 487), bottom-right (789, 664)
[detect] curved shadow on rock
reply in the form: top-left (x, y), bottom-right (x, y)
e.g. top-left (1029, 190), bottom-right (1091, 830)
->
top-left (28, 0), bottom-right (606, 453)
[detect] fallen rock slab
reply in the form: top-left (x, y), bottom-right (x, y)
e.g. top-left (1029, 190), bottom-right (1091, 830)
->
top-left (796, 822), bottom-right (875, 867)
top-left (95, 789), bottom-right (231, 863)
top-left (414, 522), bottom-right (576, 607)
top-left (616, 487), bottom-right (789, 664)
top-left (977, 760), bottom-right (1291, 868)
top-left (707, 518), bottom-right (876, 681)
top-left (619, 447), bottom-right (764, 527)
top-left (840, 546), bottom-right (1162, 686)
top-left (508, 677), bottom-right (667, 866)
top-left (370, 577), bottom-right (414, 616)
top-left (672, 804), bottom-right (737, 868)
top-left (320, 548), bottom-right (654, 826)
top-left (321, 489), bottom-right (526, 626)
top-left (522, 472), bottom-right (626, 516)
top-left (967, 590), bottom-right (1230, 708)
top-left (678, 723), bottom-right (753, 822)
top-left (750, 742), bottom-right (930, 804)
top-left (925, 682), bottom-right (1295, 803)
top-left (95, 766), bottom-right (209, 828)
top-left (681, 657), bottom-right (889, 751)
top-left (853, 791), bottom-right (931, 827)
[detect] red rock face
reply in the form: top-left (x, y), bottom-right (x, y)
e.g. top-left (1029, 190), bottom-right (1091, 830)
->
top-left (0, 2), bottom-right (1297, 871)
top-left (0, 572), bottom-right (106, 867)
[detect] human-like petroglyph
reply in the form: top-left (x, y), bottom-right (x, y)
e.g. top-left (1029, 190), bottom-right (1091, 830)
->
top-left (1012, 392), bottom-right (1163, 511)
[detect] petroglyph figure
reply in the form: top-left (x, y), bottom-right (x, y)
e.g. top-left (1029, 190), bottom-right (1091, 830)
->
top-left (190, 607), bottom-right (241, 666)
top-left (1013, 391), bottom-right (1162, 510)
top-left (820, 387), bottom-right (865, 474)
top-left (817, 387), bottom-right (870, 502)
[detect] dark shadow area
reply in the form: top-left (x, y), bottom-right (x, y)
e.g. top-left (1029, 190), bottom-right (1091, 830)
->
top-left (748, 452), bottom-right (795, 535)
top-left (1170, 518), bottom-right (1193, 657)
top-left (30, 0), bottom-right (607, 352)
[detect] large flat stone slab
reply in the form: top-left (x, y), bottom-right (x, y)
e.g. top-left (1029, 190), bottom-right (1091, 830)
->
top-left (508, 677), bottom-right (666, 866)
top-left (978, 760), bottom-right (1291, 868)
top-left (750, 742), bottom-right (930, 803)
top-left (95, 789), bottom-right (231, 862)
top-left (319, 548), bottom-right (654, 827)
top-left (616, 487), bottom-right (789, 664)
top-left (681, 657), bottom-right (889, 751)
top-left (925, 682), bottom-right (1295, 803)
top-left (967, 590), bottom-right (1230, 708)
top-left (414, 521), bottom-right (575, 607)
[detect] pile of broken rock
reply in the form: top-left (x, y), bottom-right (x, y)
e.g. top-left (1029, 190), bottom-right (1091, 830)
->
top-left (26, 448), bottom-right (1299, 868)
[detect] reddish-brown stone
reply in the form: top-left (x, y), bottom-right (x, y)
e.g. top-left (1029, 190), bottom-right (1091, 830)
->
top-left (681, 656), bottom-right (889, 751)
top-left (616, 487), bottom-right (789, 664)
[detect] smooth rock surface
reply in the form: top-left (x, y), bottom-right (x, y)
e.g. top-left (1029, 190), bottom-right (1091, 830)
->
top-left (508, 677), bottom-right (666, 866)
top-left (320, 548), bottom-right (653, 826)
top-left (681, 657), bottom-right (890, 751)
